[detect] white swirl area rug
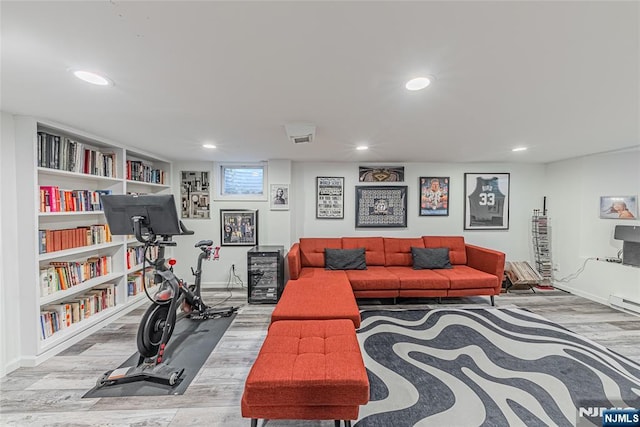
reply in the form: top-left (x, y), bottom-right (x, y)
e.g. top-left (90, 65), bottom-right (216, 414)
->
top-left (356, 308), bottom-right (640, 427)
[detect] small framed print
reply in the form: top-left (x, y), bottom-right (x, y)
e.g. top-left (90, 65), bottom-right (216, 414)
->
top-left (220, 209), bottom-right (258, 246)
top-left (358, 166), bottom-right (405, 182)
top-left (355, 186), bottom-right (407, 228)
top-left (464, 173), bottom-right (510, 230)
top-left (270, 184), bottom-right (289, 210)
top-left (316, 177), bottom-right (344, 219)
top-left (600, 195), bottom-right (637, 219)
top-left (419, 177), bottom-right (449, 216)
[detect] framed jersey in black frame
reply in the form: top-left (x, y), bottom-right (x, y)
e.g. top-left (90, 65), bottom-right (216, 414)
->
top-left (464, 173), bottom-right (510, 230)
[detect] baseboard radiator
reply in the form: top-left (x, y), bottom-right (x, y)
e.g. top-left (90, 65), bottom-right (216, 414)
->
top-left (609, 295), bottom-right (640, 316)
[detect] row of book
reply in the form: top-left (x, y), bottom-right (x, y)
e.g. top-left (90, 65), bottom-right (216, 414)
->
top-left (39, 256), bottom-right (113, 297)
top-left (39, 186), bottom-right (112, 213)
top-left (127, 269), bottom-right (156, 296)
top-left (40, 284), bottom-right (116, 340)
top-left (126, 245), bottom-right (158, 270)
top-left (126, 160), bottom-right (166, 184)
top-left (37, 131), bottom-right (116, 178)
top-left (38, 225), bottom-right (112, 254)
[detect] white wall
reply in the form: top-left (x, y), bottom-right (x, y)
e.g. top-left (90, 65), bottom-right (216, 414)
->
top-left (546, 149), bottom-right (640, 304)
top-left (170, 161), bottom-right (293, 287)
top-left (292, 162), bottom-right (546, 261)
top-left (0, 112), bottom-right (22, 376)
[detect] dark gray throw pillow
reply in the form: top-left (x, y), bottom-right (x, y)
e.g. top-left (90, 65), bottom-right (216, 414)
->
top-left (325, 248), bottom-right (367, 270)
top-left (412, 247), bottom-right (452, 270)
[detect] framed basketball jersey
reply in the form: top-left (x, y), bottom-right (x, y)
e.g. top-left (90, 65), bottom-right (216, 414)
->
top-left (464, 173), bottom-right (510, 230)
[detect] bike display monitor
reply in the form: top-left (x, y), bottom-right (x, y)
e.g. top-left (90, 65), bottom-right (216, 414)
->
top-left (101, 194), bottom-right (182, 236)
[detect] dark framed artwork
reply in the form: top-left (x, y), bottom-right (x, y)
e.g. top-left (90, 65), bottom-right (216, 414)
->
top-left (316, 176), bottom-right (344, 219)
top-left (180, 171), bottom-right (210, 219)
top-left (464, 173), bottom-right (510, 230)
top-left (599, 195), bottom-right (637, 219)
top-left (419, 176), bottom-right (449, 216)
top-left (358, 166), bottom-right (405, 182)
top-left (355, 186), bottom-right (407, 228)
top-left (220, 209), bottom-right (258, 246)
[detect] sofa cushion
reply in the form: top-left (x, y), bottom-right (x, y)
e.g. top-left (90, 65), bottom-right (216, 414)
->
top-left (383, 238), bottom-right (425, 266)
top-left (342, 237), bottom-right (386, 266)
top-left (411, 247), bottom-right (452, 270)
top-left (345, 266), bottom-right (400, 291)
top-left (433, 265), bottom-right (499, 290)
top-left (300, 238), bottom-right (342, 268)
top-left (325, 248), bottom-right (367, 270)
top-left (386, 266), bottom-right (450, 290)
top-left (422, 236), bottom-right (467, 265)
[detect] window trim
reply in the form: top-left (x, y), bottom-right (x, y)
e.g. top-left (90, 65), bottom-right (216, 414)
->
top-left (213, 162), bottom-right (268, 201)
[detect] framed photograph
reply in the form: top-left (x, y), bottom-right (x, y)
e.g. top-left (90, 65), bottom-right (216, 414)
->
top-left (355, 186), bottom-right (407, 228)
top-left (464, 173), bottom-right (510, 230)
top-left (419, 177), bottom-right (449, 216)
top-left (316, 177), bottom-right (344, 219)
top-left (180, 171), bottom-right (210, 219)
top-left (270, 184), bottom-right (289, 210)
top-left (359, 166), bottom-right (405, 182)
top-left (600, 195), bottom-right (637, 219)
top-left (220, 209), bottom-right (258, 246)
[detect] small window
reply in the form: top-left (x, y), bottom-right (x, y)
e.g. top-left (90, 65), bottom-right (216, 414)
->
top-left (215, 163), bottom-right (267, 200)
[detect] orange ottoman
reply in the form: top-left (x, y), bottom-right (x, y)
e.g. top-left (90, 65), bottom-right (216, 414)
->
top-left (241, 319), bottom-right (370, 427)
top-left (271, 278), bottom-right (361, 327)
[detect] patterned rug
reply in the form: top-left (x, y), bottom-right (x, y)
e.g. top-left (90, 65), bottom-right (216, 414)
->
top-left (356, 308), bottom-right (640, 427)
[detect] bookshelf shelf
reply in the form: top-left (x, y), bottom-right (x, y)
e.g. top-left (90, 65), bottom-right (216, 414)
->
top-left (39, 272), bottom-right (123, 305)
top-left (37, 167), bottom-right (123, 183)
top-left (38, 211), bottom-right (105, 217)
top-left (39, 241), bottom-right (122, 261)
top-left (127, 263), bottom-right (145, 274)
top-left (15, 116), bottom-right (172, 367)
top-left (126, 179), bottom-right (171, 189)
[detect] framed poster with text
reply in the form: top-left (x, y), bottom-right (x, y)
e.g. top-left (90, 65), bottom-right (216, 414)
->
top-left (316, 177), bottom-right (344, 219)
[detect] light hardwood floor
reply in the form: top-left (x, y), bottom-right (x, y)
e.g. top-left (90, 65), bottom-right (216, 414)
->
top-left (1, 288), bottom-right (639, 427)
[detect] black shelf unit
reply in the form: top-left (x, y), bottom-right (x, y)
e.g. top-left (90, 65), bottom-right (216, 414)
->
top-left (247, 245), bottom-right (285, 304)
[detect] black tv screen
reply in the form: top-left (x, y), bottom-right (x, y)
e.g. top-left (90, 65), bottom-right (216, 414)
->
top-left (101, 194), bottom-right (182, 236)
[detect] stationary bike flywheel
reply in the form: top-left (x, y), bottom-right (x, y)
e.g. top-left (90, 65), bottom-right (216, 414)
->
top-left (136, 303), bottom-right (176, 358)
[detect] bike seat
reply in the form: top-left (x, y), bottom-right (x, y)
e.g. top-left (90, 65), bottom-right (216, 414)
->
top-left (195, 240), bottom-right (213, 248)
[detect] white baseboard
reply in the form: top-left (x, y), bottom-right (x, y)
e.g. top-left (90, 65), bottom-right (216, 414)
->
top-left (552, 283), bottom-right (610, 305)
top-left (1, 356), bottom-right (21, 378)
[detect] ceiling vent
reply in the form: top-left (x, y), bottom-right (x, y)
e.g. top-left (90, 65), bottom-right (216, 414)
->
top-left (285, 123), bottom-right (315, 144)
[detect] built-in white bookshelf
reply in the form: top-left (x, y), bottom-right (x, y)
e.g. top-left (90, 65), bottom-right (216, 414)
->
top-left (15, 117), bottom-right (172, 366)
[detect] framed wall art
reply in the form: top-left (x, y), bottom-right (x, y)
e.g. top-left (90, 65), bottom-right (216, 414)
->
top-left (180, 171), bottom-right (210, 219)
top-left (358, 166), bottom-right (405, 182)
top-left (270, 184), bottom-right (289, 210)
top-left (600, 195), bottom-right (637, 219)
top-left (316, 176), bottom-right (344, 219)
top-left (220, 209), bottom-right (258, 246)
top-left (464, 173), bottom-right (510, 230)
top-left (419, 176), bottom-right (449, 216)
top-left (355, 186), bottom-right (407, 228)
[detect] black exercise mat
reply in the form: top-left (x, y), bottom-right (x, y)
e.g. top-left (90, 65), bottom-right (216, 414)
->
top-left (83, 312), bottom-right (236, 398)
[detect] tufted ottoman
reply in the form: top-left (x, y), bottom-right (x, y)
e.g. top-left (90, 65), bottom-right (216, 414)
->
top-left (241, 319), bottom-right (370, 426)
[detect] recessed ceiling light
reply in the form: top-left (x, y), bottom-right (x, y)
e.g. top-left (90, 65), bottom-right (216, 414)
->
top-left (405, 76), bottom-right (432, 91)
top-left (202, 143), bottom-right (217, 149)
top-left (356, 145), bottom-right (369, 151)
top-left (512, 147), bottom-right (528, 152)
top-left (71, 70), bottom-right (113, 86)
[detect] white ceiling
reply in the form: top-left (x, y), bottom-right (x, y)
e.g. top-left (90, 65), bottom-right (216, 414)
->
top-left (2, 1), bottom-right (639, 164)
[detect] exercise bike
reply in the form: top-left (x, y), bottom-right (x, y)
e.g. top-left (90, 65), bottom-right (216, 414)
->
top-left (96, 194), bottom-right (238, 388)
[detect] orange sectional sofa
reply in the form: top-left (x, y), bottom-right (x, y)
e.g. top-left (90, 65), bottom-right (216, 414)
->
top-left (287, 236), bottom-right (506, 305)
